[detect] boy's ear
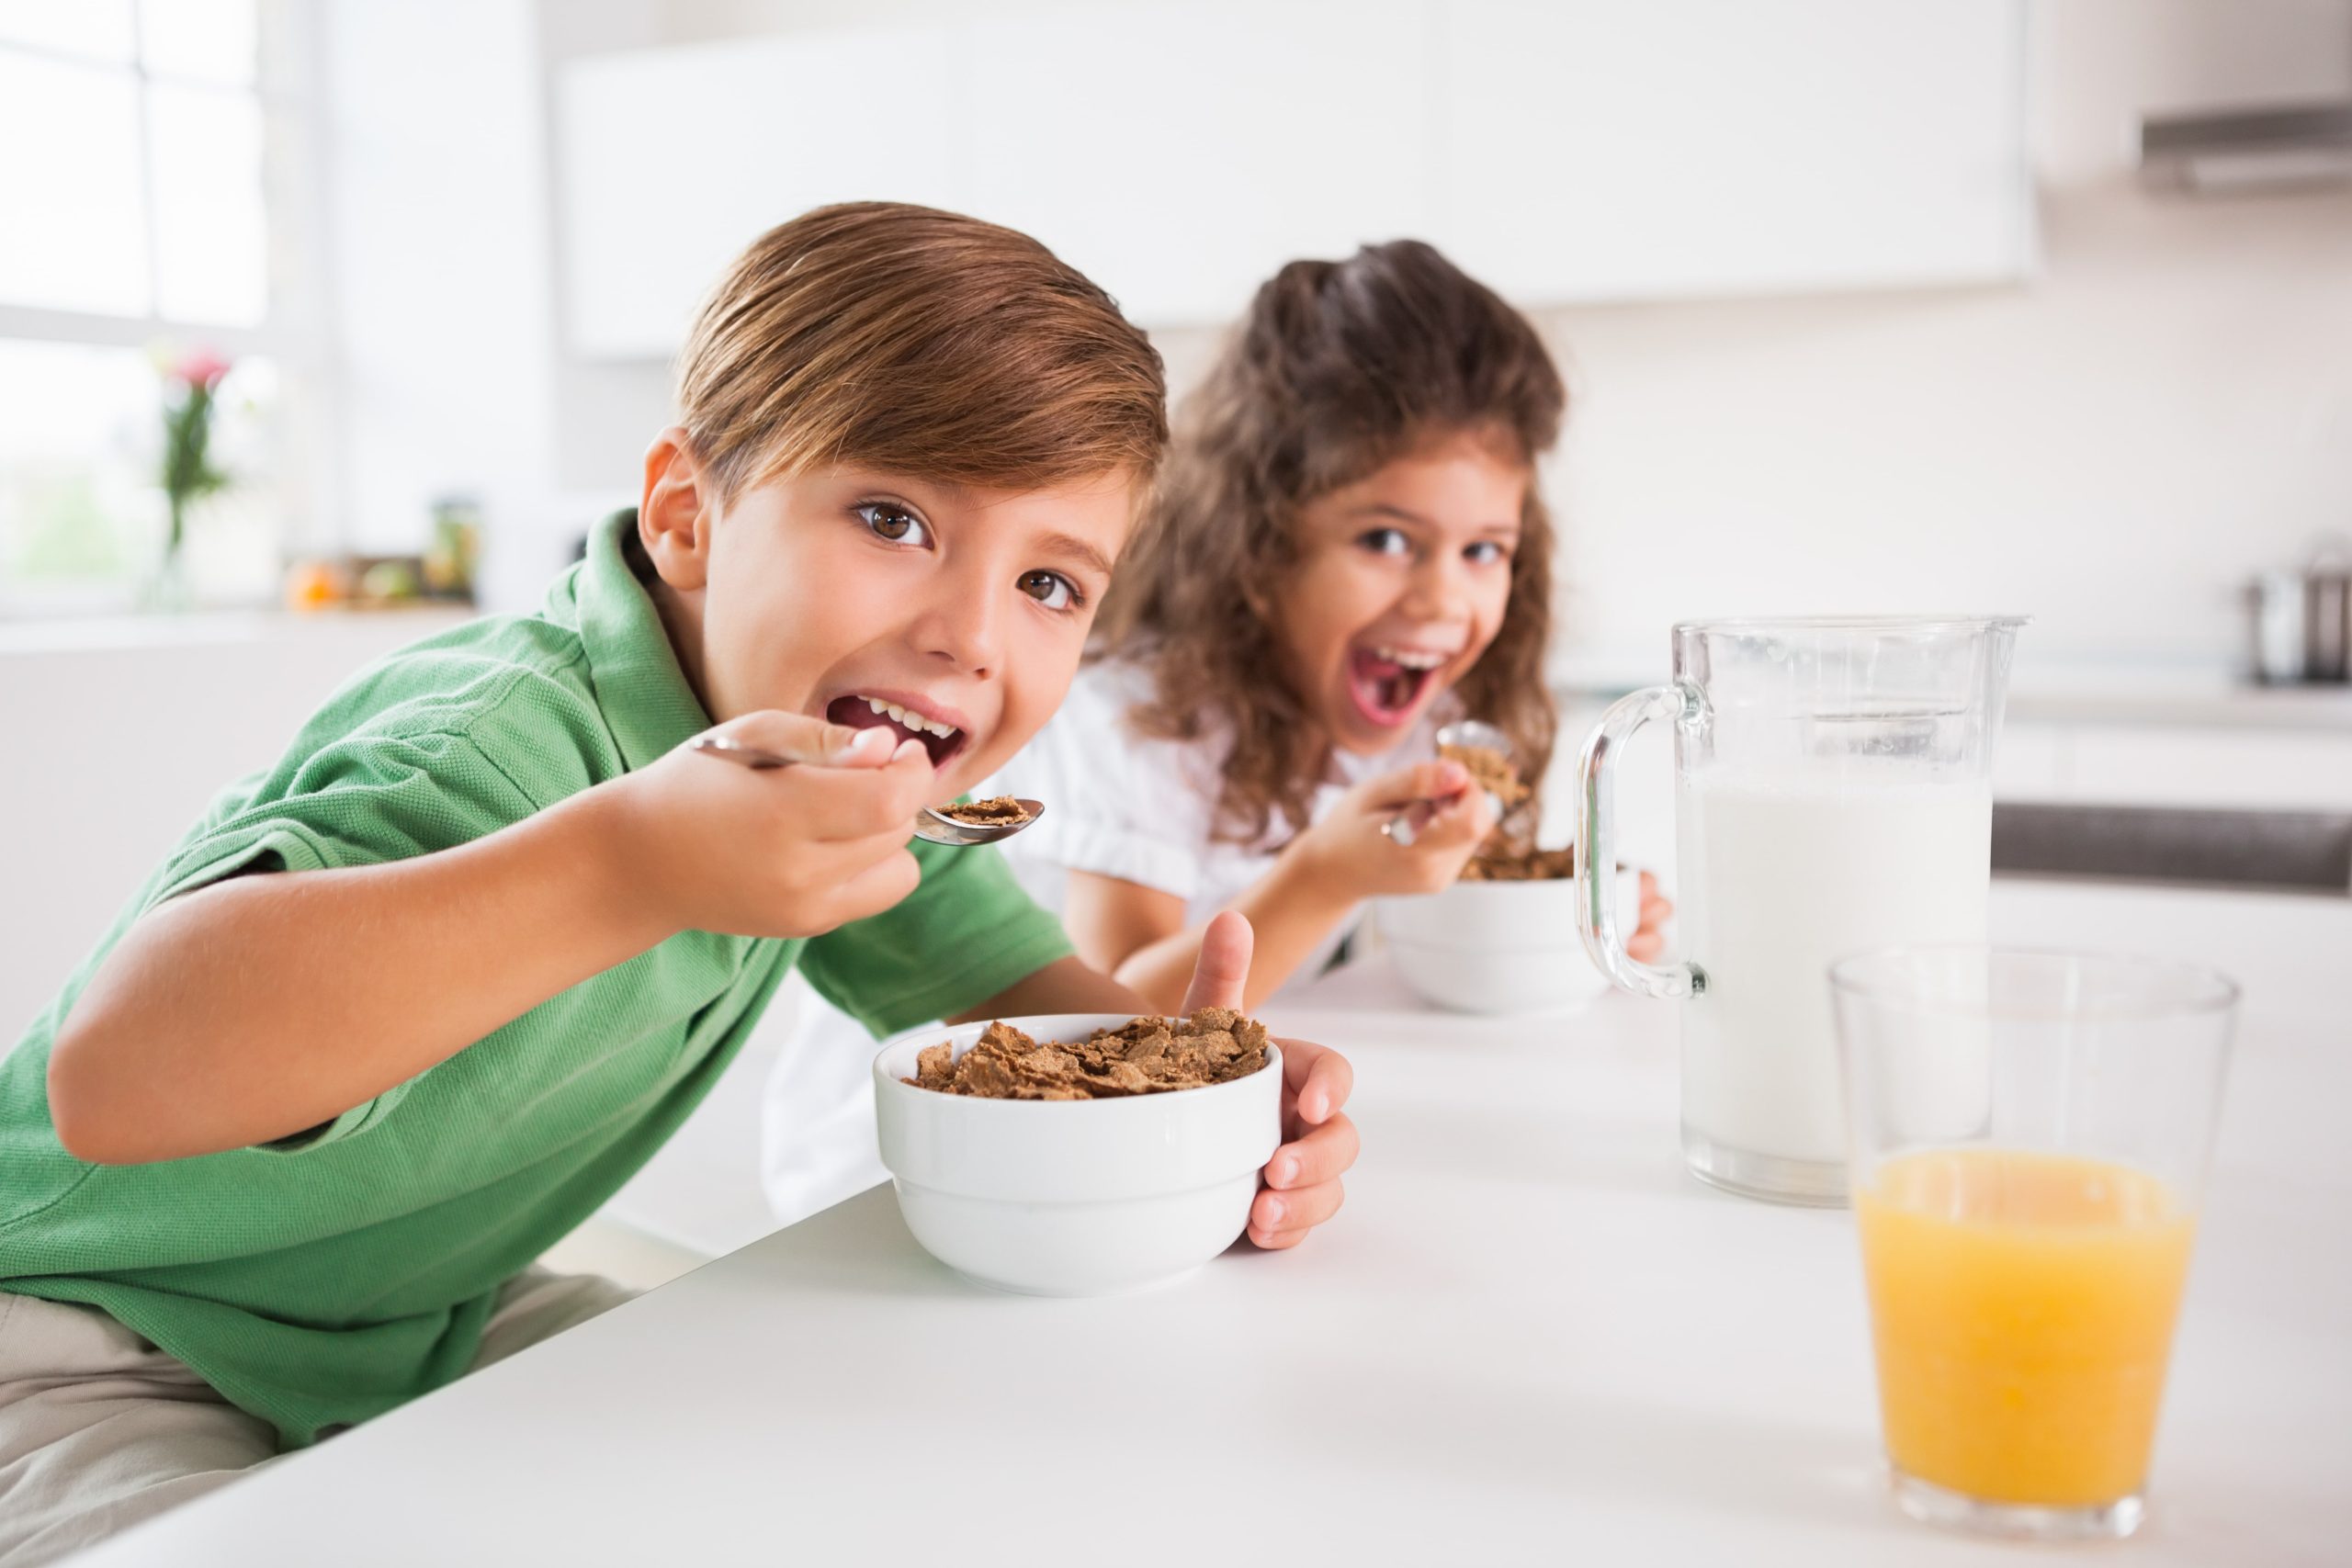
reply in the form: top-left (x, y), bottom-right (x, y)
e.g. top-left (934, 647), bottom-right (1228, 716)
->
top-left (639, 426), bottom-right (714, 592)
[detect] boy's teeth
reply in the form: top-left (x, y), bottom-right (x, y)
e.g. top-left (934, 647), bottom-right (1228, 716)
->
top-left (857, 695), bottom-right (958, 740)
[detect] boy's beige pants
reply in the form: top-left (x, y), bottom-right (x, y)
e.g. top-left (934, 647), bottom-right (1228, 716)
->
top-left (0, 1269), bottom-right (633, 1566)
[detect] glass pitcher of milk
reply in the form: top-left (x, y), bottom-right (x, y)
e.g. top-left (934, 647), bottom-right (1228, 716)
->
top-left (1575, 615), bottom-right (2026, 1206)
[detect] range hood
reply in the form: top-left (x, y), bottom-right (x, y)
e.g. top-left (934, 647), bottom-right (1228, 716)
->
top-left (2139, 101), bottom-right (2352, 193)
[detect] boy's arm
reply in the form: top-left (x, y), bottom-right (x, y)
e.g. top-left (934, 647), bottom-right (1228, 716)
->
top-left (50, 713), bottom-right (930, 1165)
top-left (51, 786), bottom-right (664, 1165)
top-left (947, 914), bottom-right (1358, 1252)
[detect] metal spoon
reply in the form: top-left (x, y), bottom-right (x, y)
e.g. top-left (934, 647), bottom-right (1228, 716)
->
top-left (1382, 719), bottom-right (1517, 848)
top-left (686, 734), bottom-right (1045, 848)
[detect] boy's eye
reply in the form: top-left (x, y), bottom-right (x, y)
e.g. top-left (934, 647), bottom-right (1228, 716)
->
top-left (1357, 527), bottom-right (1412, 558)
top-left (1464, 540), bottom-right (1511, 565)
top-left (854, 501), bottom-right (931, 547)
top-left (1018, 570), bottom-right (1080, 611)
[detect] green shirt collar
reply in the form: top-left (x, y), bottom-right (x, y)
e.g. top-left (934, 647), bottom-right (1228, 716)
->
top-left (571, 509), bottom-right (712, 772)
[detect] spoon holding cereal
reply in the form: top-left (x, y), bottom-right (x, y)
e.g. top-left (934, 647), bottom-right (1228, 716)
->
top-left (686, 735), bottom-right (1044, 847)
top-left (1381, 719), bottom-right (1523, 847)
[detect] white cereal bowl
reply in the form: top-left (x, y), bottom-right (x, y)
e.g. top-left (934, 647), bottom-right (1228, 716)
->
top-left (872, 1014), bottom-right (1283, 1296)
top-left (1383, 936), bottom-right (1612, 1014)
top-left (1374, 867), bottom-right (1637, 1016)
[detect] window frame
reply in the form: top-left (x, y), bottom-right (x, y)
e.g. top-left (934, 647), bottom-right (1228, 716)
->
top-left (0, 0), bottom-right (336, 610)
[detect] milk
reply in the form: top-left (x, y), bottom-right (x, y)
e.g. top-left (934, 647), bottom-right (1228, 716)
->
top-left (1675, 778), bottom-right (1991, 1166)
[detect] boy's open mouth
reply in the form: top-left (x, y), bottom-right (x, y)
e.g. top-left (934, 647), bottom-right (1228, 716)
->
top-left (1346, 643), bottom-right (1448, 728)
top-left (827, 694), bottom-right (968, 770)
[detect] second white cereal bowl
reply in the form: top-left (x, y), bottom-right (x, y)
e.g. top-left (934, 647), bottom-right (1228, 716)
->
top-left (872, 1014), bottom-right (1283, 1296)
top-left (1374, 866), bottom-right (1638, 1015)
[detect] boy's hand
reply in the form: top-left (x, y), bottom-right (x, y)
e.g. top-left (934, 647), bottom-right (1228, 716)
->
top-left (606, 710), bottom-right (937, 940)
top-left (1182, 912), bottom-right (1358, 1250)
top-left (1296, 759), bottom-right (1495, 899)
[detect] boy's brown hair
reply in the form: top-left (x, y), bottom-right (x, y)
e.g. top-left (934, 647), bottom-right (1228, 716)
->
top-left (675, 202), bottom-right (1167, 500)
top-left (1094, 240), bottom-right (1566, 845)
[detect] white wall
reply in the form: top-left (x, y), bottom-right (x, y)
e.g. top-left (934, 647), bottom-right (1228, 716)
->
top-left (536, 0), bottom-right (2352, 672)
top-left (1534, 175), bottom-right (2352, 674)
top-left (319, 0), bottom-right (591, 613)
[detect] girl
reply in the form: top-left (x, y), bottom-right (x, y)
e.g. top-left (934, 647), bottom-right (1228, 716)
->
top-left (988, 238), bottom-right (1670, 1010)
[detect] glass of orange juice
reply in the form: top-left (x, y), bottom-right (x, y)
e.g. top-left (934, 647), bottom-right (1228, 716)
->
top-left (1830, 948), bottom-right (2237, 1541)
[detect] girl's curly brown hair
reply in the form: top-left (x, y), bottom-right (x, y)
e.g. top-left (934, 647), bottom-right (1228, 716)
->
top-left (1091, 240), bottom-right (1566, 845)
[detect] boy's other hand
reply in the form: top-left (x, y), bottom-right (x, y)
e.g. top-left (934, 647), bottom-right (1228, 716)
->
top-left (1182, 912), bottom-right (1358, 1251)
top-left (606, 709), bottom-right (937, 940)
top-left (1297, 759), bottom-right (1495, 899)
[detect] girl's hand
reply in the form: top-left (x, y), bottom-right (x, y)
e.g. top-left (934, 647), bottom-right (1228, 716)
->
top-left (1294, 759), bottom-right (1496, 899)
top-left (606, 710), bottom-right (938, 940)
top-left (1626, 870), bottom-right (1675, 964)
top-left (1180, 912), bottom-right (1357, 1250)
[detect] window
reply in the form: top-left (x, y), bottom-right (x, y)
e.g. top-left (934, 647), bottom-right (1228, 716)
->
top-left (0, 0), bottom-right (320, 614)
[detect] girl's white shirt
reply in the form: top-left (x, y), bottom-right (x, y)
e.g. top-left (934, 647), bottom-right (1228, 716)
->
top-left (757, 657), bottom-right (1442, 1227)
top-left (988, 657), bottom-right (1443, 964)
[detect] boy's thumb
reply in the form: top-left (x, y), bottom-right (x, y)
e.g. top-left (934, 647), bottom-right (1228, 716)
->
top-left (1180, 910), bottom-right (1253, 1015)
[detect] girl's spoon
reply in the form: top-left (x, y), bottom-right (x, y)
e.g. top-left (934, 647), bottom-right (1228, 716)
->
top-left (687, 734), bottom-right (1045, 848)
top-left (1382, 719), bottom-right (1518, 848)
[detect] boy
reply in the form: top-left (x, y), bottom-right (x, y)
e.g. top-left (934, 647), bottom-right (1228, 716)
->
top-left (0, 204), bottom-right (1357, 1563)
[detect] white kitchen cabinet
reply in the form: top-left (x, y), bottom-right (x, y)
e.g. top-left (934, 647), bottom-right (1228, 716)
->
top-left (556, 27), bottom-right (967, 359)
top-left (553, 0), bottom-right (2031, 356)
top-left (963, 0), bottom-right (1431, 329)
top-left (1434, 0), bottom-right (2031, 302)
top-left (1998, 719), bottom-right (2352, 811)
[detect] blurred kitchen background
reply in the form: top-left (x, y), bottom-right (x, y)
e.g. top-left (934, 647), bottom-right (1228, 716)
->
top-left (4, 0), bottom-right (2349, 1273)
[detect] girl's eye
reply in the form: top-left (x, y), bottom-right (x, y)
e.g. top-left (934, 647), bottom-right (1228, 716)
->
top-left (1464, 540), bottom-right (1511, 565)
top-left (854, 501), bottom-right (931, 547)
top-left (1357, 527), bottom-right (1412, 558)
top-left (1017, 570), bottom-right (1080, 611)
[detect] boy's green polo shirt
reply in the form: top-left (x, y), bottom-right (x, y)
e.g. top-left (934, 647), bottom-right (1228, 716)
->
top-left (0, 510), bottom-right (1072, 1448)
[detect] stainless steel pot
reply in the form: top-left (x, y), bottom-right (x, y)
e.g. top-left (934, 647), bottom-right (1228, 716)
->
top-left (2247, 540), bottom-right (2352, 684)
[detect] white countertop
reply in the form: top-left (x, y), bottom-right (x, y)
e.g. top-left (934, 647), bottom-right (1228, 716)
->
top-left (1551, 652), bottom-right (2352, 732)
top-left (79, 882), bottom-right (2352, 1567)
top-left (0, 604), bottom-right (476, 659)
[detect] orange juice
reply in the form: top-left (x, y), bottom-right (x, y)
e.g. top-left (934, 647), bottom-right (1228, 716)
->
top-left (1856, 1147), bottom-right (2196, 1506)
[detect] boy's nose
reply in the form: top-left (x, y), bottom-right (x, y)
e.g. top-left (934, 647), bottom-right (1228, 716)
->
top-left (910, 580), bottom-right (1001, 676)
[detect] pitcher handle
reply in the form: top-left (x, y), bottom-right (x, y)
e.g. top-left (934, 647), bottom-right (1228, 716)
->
top-left (1577, 684), bottom-right (1705, 1000)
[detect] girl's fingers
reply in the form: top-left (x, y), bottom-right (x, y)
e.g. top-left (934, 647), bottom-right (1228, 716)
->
top-left (1626, 931), bottom-right (1665, 962)
top-left (1250, 1177), bottom-right (1344, 1246)
top-left (1262, 1111), bottom-right (1358, 1191)
top-left (1425, 786), bottom-right (1494, 841)
top-left (1277, 1037), bottom-right (1353, 1123)
top-left (1363, 758), bottom-right (1468, 812)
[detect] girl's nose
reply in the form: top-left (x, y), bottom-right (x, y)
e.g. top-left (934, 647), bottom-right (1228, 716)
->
top-left (1404, 550), bottom-right (1473, 622)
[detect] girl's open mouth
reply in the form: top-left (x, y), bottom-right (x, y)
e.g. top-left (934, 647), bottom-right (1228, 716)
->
top-left (1346, 645), bottom-right (1445, 728)
top-left (827, 694), bottom-right (967, 769)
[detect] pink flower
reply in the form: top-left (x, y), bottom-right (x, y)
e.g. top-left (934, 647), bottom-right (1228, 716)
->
top-left (173, 348), bottom-right (233, 389)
